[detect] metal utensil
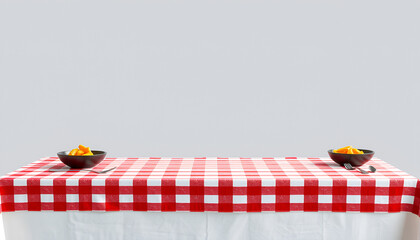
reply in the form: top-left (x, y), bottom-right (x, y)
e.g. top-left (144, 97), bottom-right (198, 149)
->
top-left (343, 163), bottom-right (369, 174)
top-left (49, 166), bottom-right (117, 174)
top-left (344, 163), bottom-right (353, 170)
top-left (369, 165), bottom-right (377, 173)
top-left (356, 167), bottom-right (369, 174)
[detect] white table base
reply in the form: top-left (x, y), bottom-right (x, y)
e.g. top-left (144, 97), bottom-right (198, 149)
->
top-left (1, 211), bottom-right (420, 240)
top-left (0, 214), bottom-right (4, 240)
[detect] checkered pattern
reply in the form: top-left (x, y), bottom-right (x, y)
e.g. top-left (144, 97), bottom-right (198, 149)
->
top-left (0, 157), bottom-right (419, 216)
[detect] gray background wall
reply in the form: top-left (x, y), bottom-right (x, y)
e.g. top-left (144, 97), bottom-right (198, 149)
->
top-left (1, 0), bottom-right (419, 177)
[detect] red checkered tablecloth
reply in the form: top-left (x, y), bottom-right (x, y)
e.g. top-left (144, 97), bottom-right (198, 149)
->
top-left (0, 157), bottom-right (419, 216)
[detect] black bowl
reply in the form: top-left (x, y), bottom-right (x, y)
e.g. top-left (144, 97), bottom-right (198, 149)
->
top-left (328, 149), bottom-right (374, 167)
top-left (57, 150), bottom-right (107, 168)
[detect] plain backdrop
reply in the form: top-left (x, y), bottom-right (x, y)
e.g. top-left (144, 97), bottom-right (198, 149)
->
top-left (0, 0), bottom-right (419, 178)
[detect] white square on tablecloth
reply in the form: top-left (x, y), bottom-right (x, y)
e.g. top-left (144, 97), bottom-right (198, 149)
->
top-left (403, 179), bottom-right (417, 188)
top-left (119, 194), bottom-right (133, 203)
top-left (290, 195), bottom-right (304, 203)
top-left (204, 179), bottom-right (218, 187)
top-left (313, 171), bottom-right (328, 176)
top-left (401, 195), bottom-right (414, 204)
top-left (147, 194), bottom-right (162, 203)
top-left (233, 178), bottom-right (247, 187)
top-left (204, 195), bottom-right (218, 204)
top-left (147, 179), bottom-right (161, 186)
top-left (261, 179), bottom-right (276, 187)
top-left (318, 178), bottom-right (333, 187)
top-left (318, 195), bottom-right (332, 203)
top-left (40, 179), bottom-right (54, 186)
top-left (233, 195), bottom-right (247, 204)
top-left (66, 179), bottom-right (79, 186)
top-left (66, 194), bottom-right (79, 203)
top-left (176, 195), bottom-right (190, 203)
top-left (258, 172), bottom-right (272, 177)
top-left (175, 178), bottom-right (190, 186)
top-left (119, 178), bottom-right (133, 186)
top-left (231, 171), bottom-right (244, 176)
top-left (261, 195), bottom-right (275, 203)
top-left (13, 179), bottom-right (27, 186)
top-left (375, 179), bottom-right (390, 187)
top-left (40, 194), bottom-right (54, 202)
top-left (92, 194), bottom-right (106, 203)
top-left (290, 179), bottom-right (304, 187)
top-left (346, 195), bottom-right (361, 204)
top-left (91, 179), bottom-right (106, 186)
top-left (14, 194), bottom-right (28, 203)
top-left (205, 172), bottom-right (218, 176)
top-left (346, 178), bottom-right (362, 187)
top-left (375, 195), bottom-right (389, 204)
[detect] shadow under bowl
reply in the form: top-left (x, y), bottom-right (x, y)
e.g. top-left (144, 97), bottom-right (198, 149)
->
top-left (328, 149), bottom-right (374, 167)
top-left (57, 150), bottom-right (107, 168)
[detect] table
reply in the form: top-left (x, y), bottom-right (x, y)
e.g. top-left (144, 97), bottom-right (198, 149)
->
top-left (1, 157), bottom-right (420, 240)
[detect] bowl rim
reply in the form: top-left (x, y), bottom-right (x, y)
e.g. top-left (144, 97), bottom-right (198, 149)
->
top-left (57, 150), bottom-right (107, 157)
top-left (328, 149), bottom-right (374, 155)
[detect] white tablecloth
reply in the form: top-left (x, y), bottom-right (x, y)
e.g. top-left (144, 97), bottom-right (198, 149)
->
top-left (1, 212), bottom-right (420, 240)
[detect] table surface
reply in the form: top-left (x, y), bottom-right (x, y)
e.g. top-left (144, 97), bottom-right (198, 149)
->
top-left (0, 157), bottom-right (419, 216)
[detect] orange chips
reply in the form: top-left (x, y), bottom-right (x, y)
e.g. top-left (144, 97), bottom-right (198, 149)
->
top-left (333, 146), bottom-right (364, 154)
top-left (68, 145), bottom-right (94, 156)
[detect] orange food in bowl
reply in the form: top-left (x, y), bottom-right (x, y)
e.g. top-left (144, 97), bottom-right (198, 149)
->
top-left (69, 149), bottom-right (78, 156)
top-left (333, 146), bottom-right (364, 154)
top-left (68, 145), bottom-right (94, 156)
